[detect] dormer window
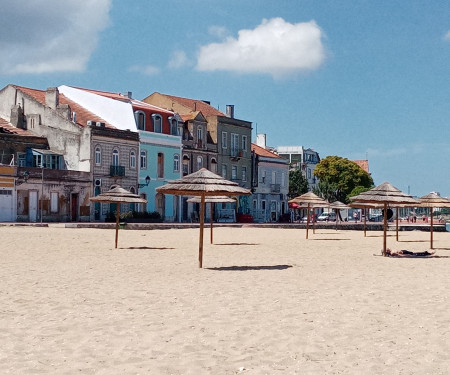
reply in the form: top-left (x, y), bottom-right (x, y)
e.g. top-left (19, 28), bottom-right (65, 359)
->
top-left (135, 111), bottom-right (146, 130)
top-left (152, 114), bottom-right (162, 133)
top-left (169, 117), bottom-right (179, 135)
top-left (197, 126), bottom-right (203, 148)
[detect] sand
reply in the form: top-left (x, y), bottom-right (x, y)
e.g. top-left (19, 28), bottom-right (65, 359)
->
top-left (1, 225), bottom-right (449, 374)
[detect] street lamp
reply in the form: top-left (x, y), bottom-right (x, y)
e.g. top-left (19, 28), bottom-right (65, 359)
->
top-left (138, 175), bottom-right (150, 188)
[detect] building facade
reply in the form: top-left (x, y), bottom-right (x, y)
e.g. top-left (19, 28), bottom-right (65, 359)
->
top-left (251, 135), bottom-right (289, 222)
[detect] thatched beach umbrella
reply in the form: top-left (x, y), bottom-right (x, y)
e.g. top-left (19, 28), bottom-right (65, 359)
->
top-left (156, 168), bottom-right (251, 268)
top-left (289, 192), bottom-right (329, 239)
top-left (90, 186), bottom-right (147, 248)
top-left (350, 182), bottom-right (419, 256)
top-left (329, 200), bottom-right (349, 230)
top-left (418, 192), bottom-right (450, 249)
top-left (187, 195), bottom-right (236, 244)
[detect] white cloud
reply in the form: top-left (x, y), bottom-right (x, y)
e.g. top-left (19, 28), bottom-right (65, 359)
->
top-left (0, 0), bottom-right (111, 75)
top-left (196, 18), bottom-right (326, 78)
top-left (128, 65), bottom-right (161, 76)
top-left (167, 50), bottom-right (189, 69)
top-left (444, 31), bottom-right (450, 41)
top-left (208, 25), bottom-right (229, 39)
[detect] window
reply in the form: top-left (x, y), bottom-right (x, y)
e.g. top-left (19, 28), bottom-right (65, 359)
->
top-left (135, 111), bottom-right (146, 130)
top-left (197, 126), bottom-right (203, 147)
top-left (196, 156), bottom-right (203, 170)
top-left (140, 150), bottom-right (147, 169)
top-left (281, 172), bottom-right (285, 187)
top-left (95, 147), bottom-right (101, 165)
top-left (242, 166), bottom-right (247, 182)
top-left (261, 200), bottom-right (266, 210)
top-left (222, 164), bottom-right (227, 179)
top-left (222, 132), bottom-right (227, 149)
top-left (232, 165), bottom-right (237, 180)
top-left (211, 158), bottom-right (217, 173)
top-left (261, 170), bottom-right (266, 184)
top-left (182, 156), bottom-right (189, 175)
top-left (157, 152), bottom-right (164, 178)
top-left (272, 171), bottom-right (276, 184)
top-left (307, 168), bottom-right (312, 179)
top-left (231, 133), bottom-right (239, 156)
top-left (130, 151), bottom-right (136, 169)
top-left (50, 192), bottom-right (58, 213)
top-left (173, 154), bottom-right (180, 172)
top-left (17, 153), bottom-right (26, 167)
top-left (112, 149), bottom-right (119, 166)
top-left (169, 117), bottom-right (178, 135)
top-left (242, 135), bottom-right (247, 154)
top-left (152, 114), bottom-right (162, 133)
top-left (33, 154), bottom-right (42, 168)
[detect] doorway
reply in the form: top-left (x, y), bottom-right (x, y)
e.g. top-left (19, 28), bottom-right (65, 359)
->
top-left (71, 193), bottom-right (78, 221)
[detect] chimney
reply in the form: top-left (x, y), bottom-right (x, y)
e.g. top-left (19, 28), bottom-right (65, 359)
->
top-left (256, 133), bottom-right (266, 149)
top-left (123, 91), bottom-right (132, 99)
top-left (226, 105), bottom-right (234, 118)
top-left (45, 87), bottom-right (59, 109)
top-left (10, 105), bottom-right (26, 129)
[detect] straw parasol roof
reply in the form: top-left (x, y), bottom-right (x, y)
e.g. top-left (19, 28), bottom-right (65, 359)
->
top-left (350, 182), bottom-right (419, 255)
top-left (289, 192), bottom-right (329, 239)
top-left (418, 192), bottom-right (450, 249)
top-left (156, 168), bottom-right (251, 268)
top-left (187, 196), bottom-right (236, 245)
top-left (156, 168), bottom-right (250, 196)
top-left (90, 185), bottom-right (147, 248)
top-left (186, 196), bottom-right (236, 204)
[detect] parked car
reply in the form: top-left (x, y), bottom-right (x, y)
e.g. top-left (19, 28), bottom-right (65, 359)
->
top-left (317, 212), bottom-right (336, 221)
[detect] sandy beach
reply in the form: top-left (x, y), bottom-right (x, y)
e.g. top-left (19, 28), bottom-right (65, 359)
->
top-left (1, 225), bottom-right (449, 374)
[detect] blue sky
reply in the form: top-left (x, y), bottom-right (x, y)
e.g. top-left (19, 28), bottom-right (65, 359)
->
top-left (1, 0), bottom-right (450, 197)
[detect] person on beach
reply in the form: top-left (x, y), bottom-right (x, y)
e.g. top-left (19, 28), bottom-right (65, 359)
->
top-left (385, 249), bottom-right (436, 257)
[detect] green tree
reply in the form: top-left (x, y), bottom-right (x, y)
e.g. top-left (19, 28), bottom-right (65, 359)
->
top-left (289, 169), bottom-right (309, 198)
top-left (313, 156), bottom-right (374, 203)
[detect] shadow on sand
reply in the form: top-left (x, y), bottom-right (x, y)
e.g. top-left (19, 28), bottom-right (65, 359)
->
top-left (206, 264), bottom-right (293, 271)
top-left (213, 243), bottom-right (260, 246)
top-left (121, 246), bottom-right (175, 250)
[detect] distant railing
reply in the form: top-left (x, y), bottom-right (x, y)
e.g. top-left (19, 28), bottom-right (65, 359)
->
top-left (270, 184), bottom-right (281, 193)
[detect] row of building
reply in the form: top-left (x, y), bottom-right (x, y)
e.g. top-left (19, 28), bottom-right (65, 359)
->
top-left (0, 84), bottom-right (321, 223)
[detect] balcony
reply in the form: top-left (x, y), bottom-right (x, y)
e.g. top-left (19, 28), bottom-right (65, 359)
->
top-left (110, 165), bottom-right (125, 177)
top-left (270, 184), bottom-right (281, 193)
top-left (230, 149), bottom-right (243, 161)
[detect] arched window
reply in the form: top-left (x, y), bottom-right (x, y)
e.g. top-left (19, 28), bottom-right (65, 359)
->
top-left (95, 146), bottom-right (101, 165)
top-left (196, 155), bottom-right (203, 171)
top-left (157, 152), bottom-right (164, 178)
top-left (140, 150), bottom-right (147, 169)
top-left (169, 117), bottom-right (179, 135)
top-left (211, 158), bottom-right (217, 173)
top-left (130, 151), bottom-right (136, 169)
top-left (182, 155), bottom-right (189, 176)
top-left (197, 126), bottom-right (203, 148)
top-left (173, 154), bottom-right (180, 172)
top-left (112, 149), bottom-right (119, 166)
top-left (135, 111), bottom-right (146, 130)
top-left (152, 114), bottom-right (162, 133)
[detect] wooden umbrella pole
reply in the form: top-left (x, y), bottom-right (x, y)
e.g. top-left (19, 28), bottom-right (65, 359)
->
top-left (363, 208), bottom-right (367, 237)
top-left (396, 207), bottom-right (399, 242)
top-left (210, 202), bottom-right (213, 244)
top-left (383, 202), bottom-right (387, 256)
top-left (199, 195), bottom-right (205, 268)
top-left (306, 204), bottom-right (310, 239)
top-left (430, 207), bottom-right (434, 249)
top-left (115, 202), bottom-right (121, 249)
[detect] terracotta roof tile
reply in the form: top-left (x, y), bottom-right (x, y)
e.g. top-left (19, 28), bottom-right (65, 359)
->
top-left (156, 93), bottom-right (226, 117)
top-left (251, 143), bottom-right (283, 158)
top-left (353, 160), bottom-right (369, 173)
top-left (13, 85), bottom-right (113, 128)
top-left (0, 116), bottom-right (35, 136)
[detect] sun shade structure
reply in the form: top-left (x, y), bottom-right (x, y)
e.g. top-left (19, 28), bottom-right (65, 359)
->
top-left (329, 200), bottom-right (349, 230)
top-left (187, 196), bottom-right (236, 244)
top-left (289, 192), bottom-right (329, 239)
top-left (90, 186), bottom-right (147, 248)
top-left (156, 168), bottom-right (251, 268)
top-left (350, 182), bottom-right (419, 256)
top-left (418, 192), bottom-right (450, 249)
